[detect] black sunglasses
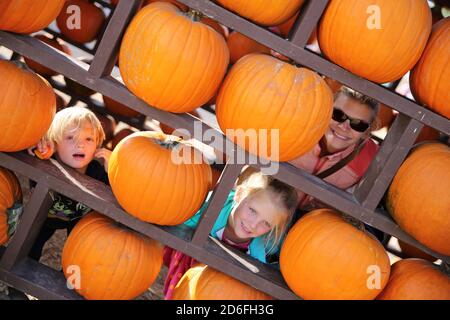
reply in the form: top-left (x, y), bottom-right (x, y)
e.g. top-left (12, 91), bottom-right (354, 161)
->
top-left (332, 108), bottom-right (370, 133)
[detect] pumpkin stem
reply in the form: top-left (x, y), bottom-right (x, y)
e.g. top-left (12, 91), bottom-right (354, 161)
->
top-left (186, 9), bottom-right (203, 22)
top-left (10, 59), bottom-right (33, 72)
top-left (153, 136), bottom-right (181, 150)
top-left (342, 213), bottom-right (366, 231)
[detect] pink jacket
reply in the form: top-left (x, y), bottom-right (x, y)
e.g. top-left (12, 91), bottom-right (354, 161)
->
top-left (289, 139), bottom-right (379, 211)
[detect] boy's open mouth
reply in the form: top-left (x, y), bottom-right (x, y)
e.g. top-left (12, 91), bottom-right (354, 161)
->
top-left (72, 153), bottom-right (86, 159)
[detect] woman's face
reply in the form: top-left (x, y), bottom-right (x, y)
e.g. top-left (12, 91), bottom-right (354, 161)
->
top-left (324, 94), bottom-right (374, 154)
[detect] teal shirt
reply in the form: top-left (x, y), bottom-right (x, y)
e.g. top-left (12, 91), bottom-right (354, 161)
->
top-left (184, 190), bottom-right (268, 263)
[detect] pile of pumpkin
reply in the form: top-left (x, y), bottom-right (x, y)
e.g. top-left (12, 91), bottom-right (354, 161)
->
top-left (0, 0), bottom-right (449, 300)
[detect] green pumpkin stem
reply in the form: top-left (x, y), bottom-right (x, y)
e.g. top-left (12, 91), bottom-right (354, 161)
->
top-left (10, 59), bottom-right (32, 72)
top-left (186, 9), bottom-right (203, 22)
top-left (342, 213), bottom-right (366, 232)
top-left (154, 137), bottom-right (180, 150)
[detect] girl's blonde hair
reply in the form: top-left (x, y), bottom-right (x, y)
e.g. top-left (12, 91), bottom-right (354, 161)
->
top-left (236, 169), bottom-right (298, 255)
top-left (46, 107), bottom-right (105, 147)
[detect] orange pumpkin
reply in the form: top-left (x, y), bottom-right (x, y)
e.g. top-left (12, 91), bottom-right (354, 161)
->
top-left (397, 240), bottom-right (436, 262)
top-left (377, 259), bottom-right (450, 300)
top-left (103, 96), bottom-right (140, 118)
top-left (227, 31), bottom-right (271, 64)
top-left (62, 212), bottom-right (163, 300)
top-left (0, 60), bottom-right (56, 152)
top-left (387, 143), bottom-right (450, 256)
top-left (0, 0), bottom-right (65, 34)
top-left (56, 0), bottom-right (106, 44)
top-left (215, 0), bottom-right (305, 26)
top-left (216, 54), bottom-right (333, 162)
top-left (280, 209), bottom-right (390, 299)
top-left (108, 131), bottom-right (212, 225)
top-left (172, 264), bottom-right (272, 300)
top-left (34, 142), bottom-right (54, 160)
top-left (0, 167), bottom-right (22, 246)
top-left (119, 3), bottom-right (229, 113)
top-left (410, 18), bottom-right (450, 119)
top-left (318, 0), bottom-right (432, 83)
top-left (24, 34), bottom-right (72, 77)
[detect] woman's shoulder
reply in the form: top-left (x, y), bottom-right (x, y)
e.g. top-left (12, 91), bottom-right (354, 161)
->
top-left (347, 138), bottom-right (379, 176)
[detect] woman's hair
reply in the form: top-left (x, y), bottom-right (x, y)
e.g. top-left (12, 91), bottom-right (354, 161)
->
top-left (236, 169), bottom-right (298, 255)
top-left (45, 107), bottom-right (105, 148)
top-left (335, 86), bottom-right (380, 125)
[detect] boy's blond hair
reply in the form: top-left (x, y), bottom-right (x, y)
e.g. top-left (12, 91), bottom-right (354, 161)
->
top-left (46, 107), bottom-right (105, 147)
top-left (236, 170), bottom-right (298, 255)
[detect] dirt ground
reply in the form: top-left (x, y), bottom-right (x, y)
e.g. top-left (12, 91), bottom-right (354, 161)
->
top-left (0, 173), bottom-right (168, 300)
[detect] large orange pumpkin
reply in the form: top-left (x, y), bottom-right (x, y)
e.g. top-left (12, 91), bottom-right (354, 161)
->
top-left (62, 212), bottom-right (163, 300)
top-left (215, 0), bottom-right (305, 26)
top-left (280, 209), bottom-right (391, 299)
top-left (216, 53), bottom-right (333, 162)
top-left (108, 131), bottom-right (212, 225)
top-left (0, 0), bottom-right (65, 34)
top-left (0, 167), bottom-right (22, 246)
top-left (387, 142), bottom-right (450, 256)
top-left (56, 0), bottom-right (106, 44)
top-left (227, 31), bottom-right (271, 64)
top-left (377, 259), bottom-right (450, 300)
top-left (119, 3), bottom-right (229, 113)
top-left (318, 0), bottom-right (432, 83)
top-left (0, 61), bottom-right (56, 152)
top-left (24, 34), bottom-right (72, 77)
top-left (410, 18), bottom-right (450, 119)
top-left (172, 264), bottom-right (272, 300)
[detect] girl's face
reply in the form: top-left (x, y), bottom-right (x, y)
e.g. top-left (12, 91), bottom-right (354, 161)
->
top-left (324, 94), bottom-right (374, 154)
top-left (227, 189), bottom-right (284, 243)
top-left (55, 122), bottom-right (98, 173)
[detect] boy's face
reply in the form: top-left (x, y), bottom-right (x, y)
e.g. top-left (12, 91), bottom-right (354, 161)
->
top-left (228, 189), bottom-right (283, 243)
top-left (323, 94), bottom-right (373, 154)
top-left (55, 122), bottom-right (98, 172)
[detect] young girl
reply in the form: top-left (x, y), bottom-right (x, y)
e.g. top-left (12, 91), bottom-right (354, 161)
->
top-left (163, 170), bottom-right (298, 299)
